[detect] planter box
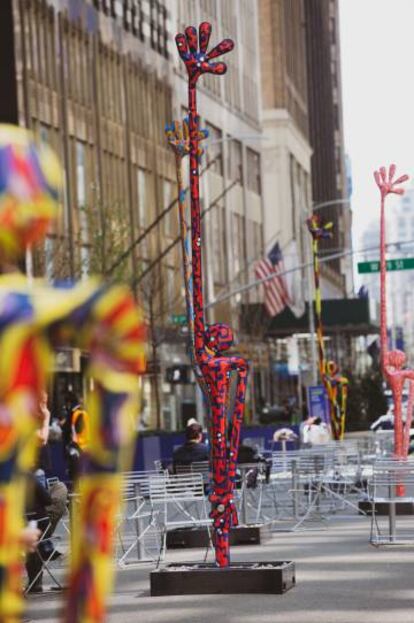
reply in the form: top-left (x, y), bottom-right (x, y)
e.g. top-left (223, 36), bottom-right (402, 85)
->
top-left (150, 561), bottom-right (296, 596)
top-left (166, 525), bottom-right (265, 549)
top-left (358, 500), bottom-right (414, 515)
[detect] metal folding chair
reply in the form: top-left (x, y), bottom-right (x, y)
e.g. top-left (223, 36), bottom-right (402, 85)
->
top-left (149, 472), bottom-right (212, 564)
top-left (24, 514), bottom-right (65, 594)
top-left (116, 470), bottom-right (165, 566)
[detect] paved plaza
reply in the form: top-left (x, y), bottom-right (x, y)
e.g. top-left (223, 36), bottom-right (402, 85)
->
top-left (26, 514), bottom-right (414, 623)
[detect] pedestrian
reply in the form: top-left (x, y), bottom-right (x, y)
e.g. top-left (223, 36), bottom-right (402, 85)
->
top-left (172, 421), bottom-right (209, 468)
top-left (59, 393), bottom-right (90, 483)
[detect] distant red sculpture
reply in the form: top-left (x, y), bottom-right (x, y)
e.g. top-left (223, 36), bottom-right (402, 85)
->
top-left (374, 165), bottom-right (412, 462)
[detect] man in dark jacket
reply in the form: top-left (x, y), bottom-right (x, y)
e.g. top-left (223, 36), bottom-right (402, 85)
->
top-left (173, 422), bottom-right (209, 467)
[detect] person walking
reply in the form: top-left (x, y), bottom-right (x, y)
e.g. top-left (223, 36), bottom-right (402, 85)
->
top-left (59, 394), bottom-right (90, 483)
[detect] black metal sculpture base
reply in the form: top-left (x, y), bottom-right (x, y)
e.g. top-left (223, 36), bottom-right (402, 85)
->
top-left (166, 525), bottom-right (265, 549)
top-left (150, 561), bottom-right (295, 596)
top-left (359, 500), bottom-right (414, 515)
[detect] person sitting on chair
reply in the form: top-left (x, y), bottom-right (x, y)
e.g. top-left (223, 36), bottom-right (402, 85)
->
top-left (25, 393), bottom-right (68, 594)
top-left (172, 421), bottom-right (209, 468)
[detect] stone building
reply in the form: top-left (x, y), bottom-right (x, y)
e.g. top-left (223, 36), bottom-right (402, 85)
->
top-left (1, 0), bottom-right (266, 429)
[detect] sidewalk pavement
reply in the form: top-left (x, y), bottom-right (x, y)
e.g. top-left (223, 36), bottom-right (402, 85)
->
top-left (26, 514), bottom-right (414, 623)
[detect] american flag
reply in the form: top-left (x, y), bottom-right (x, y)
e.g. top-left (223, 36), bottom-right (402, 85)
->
top-left (255, 242), bottom-right (291, 317)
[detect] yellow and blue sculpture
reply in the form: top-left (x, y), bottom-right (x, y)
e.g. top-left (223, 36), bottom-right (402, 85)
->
top-left (0, 125), bottom-right (146, 622)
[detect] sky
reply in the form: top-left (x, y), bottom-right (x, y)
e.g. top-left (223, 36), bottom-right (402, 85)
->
top-left (339, 0), bottom-right (414, 250)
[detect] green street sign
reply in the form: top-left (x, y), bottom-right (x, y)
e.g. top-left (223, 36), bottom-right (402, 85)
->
top-left (171, 314), bottom-right (187, 326)
top-left (357, 258), bottom-right (414, 274)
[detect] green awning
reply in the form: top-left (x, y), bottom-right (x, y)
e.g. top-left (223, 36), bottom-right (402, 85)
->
top-left (241, 298), bottom-right (378, 338)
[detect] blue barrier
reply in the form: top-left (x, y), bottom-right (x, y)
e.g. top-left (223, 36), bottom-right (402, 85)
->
top-left (45, 424), bottom-right (300, 481)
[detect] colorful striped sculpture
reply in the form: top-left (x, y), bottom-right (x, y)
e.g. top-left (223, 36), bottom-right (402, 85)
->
top-left (0, 125), bottom-right (146, 622)
top-left (307, 213), bottom-right (348, 440)
top-left (165, 118), bottom-right (208, 371)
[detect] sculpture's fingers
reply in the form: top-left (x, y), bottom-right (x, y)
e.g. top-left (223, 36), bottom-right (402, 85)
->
top-left (174, 120), bottom-right (183, 142)
top-left (198, 129), bottom-right (208, 142)
top-left (388, 163), bottom-right (396, 182)
top-left (175, 33), bottom-right (189, 60)
top-left (185, 26), bottom-right (198, 54)
top-left (373, 170), bottom-right (381, 188)
top-left (199, 22), bottom-right (212, 54)
top-left (206, 62), bottom-right (227, 76)
top-left (394, 174), bottom-right (409, 185)
top-left (206, 38), bottom-right (234, 60)
top-left (391, 188), bottom-right (405, 195)
top-left (183, 119), bottom-right (190, 143)
top-left (379, 166), bottom-right (387, 183)
top-left (164, 123), bottom-right (174, 140)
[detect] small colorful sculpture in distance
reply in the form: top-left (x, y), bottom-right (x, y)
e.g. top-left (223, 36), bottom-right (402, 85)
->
top-left (0, 125), bottom-right (146, 622)
top-left (307, 213), bottom-right (348, 440)
top-left (374, 164), bottom-right (414, 463)
top-left (165, 118), bottom-right (208, 369)
top-left (175, 23), bottom-right (249, 567)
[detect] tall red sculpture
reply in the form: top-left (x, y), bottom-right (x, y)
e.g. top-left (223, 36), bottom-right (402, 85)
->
top-left (374, 164), bottom-right (414, 462)
top-left (175, 23), bottom-right (248, 567)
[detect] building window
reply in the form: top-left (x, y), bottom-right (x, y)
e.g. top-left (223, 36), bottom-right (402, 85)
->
top-left (39, 123), bottom-right (49, 145)
top-left (45, 236), bottom-right (54, 282)
top-left (124, 0), bottom-right (145, 40)
top-left (164, 266), bottom-right (176, 312)
top-left (246, 148), bottom-right (261, 194)
top-left (76, 141), bottom-right (89, 277)
top-left (137, 168), bottom-right (147, 228)
top-left (228, 139), bottom-right (242, 183)
top-left (205, 122), bottom-right (223, 176)
top-left (149, 0), bottom-right (168, 58)
top-left (137, 168), bottom-right (149, 257)
top-left (212, 207), bottom-right (226, 284)
top-left (232, 213), bottom-right (245, 277)
top-left (150, 0), bottom-right (157, 48)
top-left (253, 221), bottom-right (263, 259)
top-left (163, 178), bottom-right (175, 237)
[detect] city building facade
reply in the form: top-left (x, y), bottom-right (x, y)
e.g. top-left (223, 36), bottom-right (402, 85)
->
top-left (3, 0), bottom-right (266, 430)
top-left (305, 0), bottom-right (353, 298)
top-left (257, 0), bottom-right (355, 409)
top-left (259, 0), bottom-right (312, 270)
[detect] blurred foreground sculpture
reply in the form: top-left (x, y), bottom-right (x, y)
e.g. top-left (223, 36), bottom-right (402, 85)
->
top-left (306, 214), bottom-right (348, 440)
top-left (0, 125), bottom-right (146, 622)
top-left (374, 164), bottom-right (413, 462)
top-left (174, 23), bottom-right (248, 567)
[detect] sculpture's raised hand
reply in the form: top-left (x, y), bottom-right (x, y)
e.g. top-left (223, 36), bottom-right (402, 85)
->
top-left (306, 213), bottom-right (333, 240)
top-left (374, 164), bottom-right (409, 199)
top-left (165, 118), bottom-right (208, 159)
top-left (175, 22), bottom-right (234, 85)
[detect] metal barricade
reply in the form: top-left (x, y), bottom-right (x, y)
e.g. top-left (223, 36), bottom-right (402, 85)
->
top-left (368, 459), bottom-right (414, 545)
